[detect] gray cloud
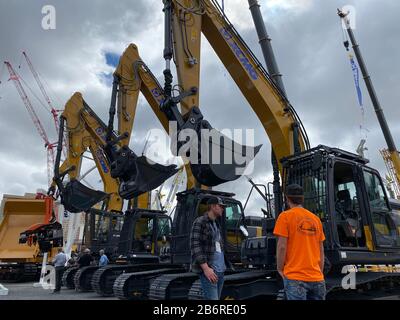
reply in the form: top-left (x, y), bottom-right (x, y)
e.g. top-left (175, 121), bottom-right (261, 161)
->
top-left (0, 0), bottom-right (399, 213)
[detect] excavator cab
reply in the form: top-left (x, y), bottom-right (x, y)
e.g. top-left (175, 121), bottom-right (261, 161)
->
top-left (116, 209), bottom-right (172, 264)
top-left (170, 188), bottom-right (250, 265)
top-left (389, 199), bottom-right (400, 234)
top-left (131, 212), bottom-right (172, 257)
top-left (281, 145), bottom-right (400, 268)
top-left (84, 209), bottom-right (124, 260)
top-left (333, 165), bottom-right (365, 248)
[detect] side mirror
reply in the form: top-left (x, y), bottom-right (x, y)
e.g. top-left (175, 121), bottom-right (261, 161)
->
top-left (239, 225), bottom-right (249, 238)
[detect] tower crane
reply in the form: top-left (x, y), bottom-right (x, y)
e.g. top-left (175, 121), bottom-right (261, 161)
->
top-left (4, 61), bottom-right (56, 186)
top-left (21, 51), bottom-right (67, 157)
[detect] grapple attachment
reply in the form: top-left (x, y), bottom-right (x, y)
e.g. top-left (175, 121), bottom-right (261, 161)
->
top-left (60, 180), bottom-right (108, 213)
top-left (19, 222), bottom-right (63, 253)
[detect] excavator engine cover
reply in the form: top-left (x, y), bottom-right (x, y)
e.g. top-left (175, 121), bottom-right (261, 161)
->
top-left (118, 155), bottom-right (178, 200)
top-left (60, 180), bottom-right (108, 213)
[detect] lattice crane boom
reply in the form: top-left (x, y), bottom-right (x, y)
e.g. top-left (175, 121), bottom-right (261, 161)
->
top-left (4, 61), bottom-right (55, 186)
top-left (22, 52), bottom-right (67, 157)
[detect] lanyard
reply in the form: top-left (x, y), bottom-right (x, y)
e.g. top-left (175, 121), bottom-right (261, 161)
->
top-left (210, 221), bottom-right (221, 242)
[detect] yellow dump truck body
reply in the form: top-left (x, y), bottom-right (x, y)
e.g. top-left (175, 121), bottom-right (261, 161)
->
top-left (0, 195), bottom-right (46, 262)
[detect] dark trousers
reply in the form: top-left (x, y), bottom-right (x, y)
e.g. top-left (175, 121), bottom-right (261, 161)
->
top-left (55, 266), bottom-right (65, 292)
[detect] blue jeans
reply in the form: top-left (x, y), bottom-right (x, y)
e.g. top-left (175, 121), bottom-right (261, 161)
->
top-left (283, 278), bottom-right (326, 300)
top-left (200, 271), bottom-right (224, 300)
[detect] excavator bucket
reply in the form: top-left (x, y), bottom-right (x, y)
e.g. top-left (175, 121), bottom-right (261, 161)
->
top-left (188, 128), bottom-right (262, 187)
top-left (161, 96), bottom-right (262, 186)
top-left (60, 180), bottom-right (108, 213)
top-left (190, 140), bottom-right (261, 187)
top-left (118, 156), bottom-right (179, 200)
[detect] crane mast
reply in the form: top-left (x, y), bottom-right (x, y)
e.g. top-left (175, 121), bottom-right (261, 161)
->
top-left (338, 9), bottom-right (400, 186)
top-left (4, 61), bottom-right (55, 186)
top-left (22, 52), bottom-right (67, 157)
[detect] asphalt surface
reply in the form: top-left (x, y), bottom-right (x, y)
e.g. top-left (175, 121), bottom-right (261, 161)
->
top-left (0, 282), bottom-right (117, 300)
top-left (1, 282), bottom-right (400, 300)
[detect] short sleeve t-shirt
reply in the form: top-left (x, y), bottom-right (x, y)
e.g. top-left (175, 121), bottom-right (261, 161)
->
top-left (99, 255), bottom-right (109, 266)
top-left (273, 207), bottom-right (326, 282)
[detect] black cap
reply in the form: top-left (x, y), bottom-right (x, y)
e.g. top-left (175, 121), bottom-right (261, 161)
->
top-left (285, 184), bottom-right (304, 197)
top-left (207, 196), bottom-right (227, 207)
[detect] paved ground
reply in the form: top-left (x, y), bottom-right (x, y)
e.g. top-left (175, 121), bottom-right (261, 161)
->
top-left (1, 282), bottom-right (400, 300)
top-left (0, 282), bottom-right (117, 300)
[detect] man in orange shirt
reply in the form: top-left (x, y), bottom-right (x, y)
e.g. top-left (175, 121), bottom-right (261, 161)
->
top-left (273, 184), bottom-right (326, 300)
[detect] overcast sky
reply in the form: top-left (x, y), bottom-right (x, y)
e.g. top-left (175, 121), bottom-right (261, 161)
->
top-left (0, 0), bottom-right (399, 215)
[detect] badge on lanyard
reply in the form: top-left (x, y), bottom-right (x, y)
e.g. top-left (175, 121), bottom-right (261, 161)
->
top-left (215, 241), bottom-right (222, 253)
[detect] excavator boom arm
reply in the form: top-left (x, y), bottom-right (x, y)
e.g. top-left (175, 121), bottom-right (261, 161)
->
top-left (169, 0), bottom-right (308, 171)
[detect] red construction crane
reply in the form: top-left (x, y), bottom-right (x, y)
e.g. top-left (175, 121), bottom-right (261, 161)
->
top-left (21, 51), bottom-right (67, 157)
top-left (4, 61), bottom-right (56, 186)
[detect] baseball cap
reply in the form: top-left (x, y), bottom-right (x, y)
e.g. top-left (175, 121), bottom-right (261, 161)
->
top-left (207, 196), bottom-right (227, 207)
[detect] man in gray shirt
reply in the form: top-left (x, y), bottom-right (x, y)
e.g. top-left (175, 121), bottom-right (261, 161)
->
top-left (52, 248), bottom-right (67, 293)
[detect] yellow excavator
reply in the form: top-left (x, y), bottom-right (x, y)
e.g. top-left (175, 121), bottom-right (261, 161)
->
top-left (0, 91), bottom-right (126, 285)
top-left (96, 41), bottom-right (303, 299)
top-left (34, 0), bottom-right (399, 299)
top-left (48, 92), bottom-right (123, 213)
top-left (82, 38), bottom-right (266, 297)
top-left (45, 92), bottom-right (179, 291)
top-left (47, 93), bottom-right (125, 289)
top-left (49, 92), bottom-right (177, 213)
top-left (105, 0), bottom-right (400, 300)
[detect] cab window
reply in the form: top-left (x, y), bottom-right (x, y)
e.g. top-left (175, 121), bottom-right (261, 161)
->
top-left (364, 170), bottom-right (400, 247)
